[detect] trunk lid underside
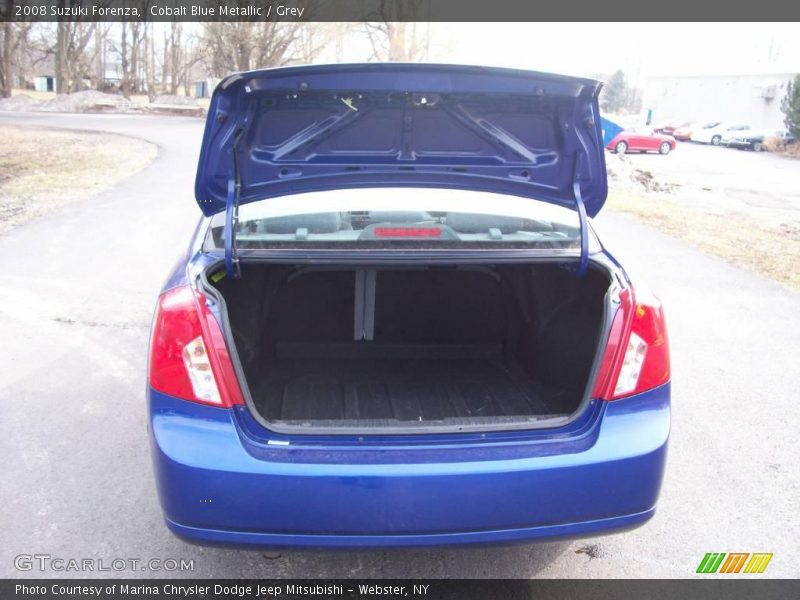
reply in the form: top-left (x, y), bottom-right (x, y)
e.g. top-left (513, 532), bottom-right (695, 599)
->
top-left (195, 63), bottom-right (608, 218)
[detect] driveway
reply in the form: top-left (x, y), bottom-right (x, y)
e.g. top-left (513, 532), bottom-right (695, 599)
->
top-left (1, 113), bottom-right (798, 578)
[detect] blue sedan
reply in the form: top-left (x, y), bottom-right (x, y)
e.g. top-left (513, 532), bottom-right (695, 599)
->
top-left (147, 63), bottom-right (670, 548)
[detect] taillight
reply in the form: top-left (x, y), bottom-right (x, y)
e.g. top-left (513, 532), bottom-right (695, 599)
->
top-left (592, 287), bottom-right (670, 400)
top-left (149, 286), bottom-right (244, 407)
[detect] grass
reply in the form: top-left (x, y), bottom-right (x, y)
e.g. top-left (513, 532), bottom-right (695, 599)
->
top-left (11, 89), bottom-right (56, 101)
top-left (763, 137), bottom-right (800, 159)
top-left (606, 188), bottom-right (800, 291)
top-left (13, 88), bottom-right (210, 109)
top-left (0, 125), bottom-right (157, 233)
top-left (129, 93), bottom-right (210, 109)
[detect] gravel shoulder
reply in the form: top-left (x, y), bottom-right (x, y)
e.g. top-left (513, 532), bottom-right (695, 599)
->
top-left (0, 125), bottom-right (157, 233)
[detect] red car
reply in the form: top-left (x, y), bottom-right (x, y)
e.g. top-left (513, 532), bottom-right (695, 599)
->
top-left (606, 128), bottom-right (677, 155)
top-left (654, 120), bottom-right (690, 136)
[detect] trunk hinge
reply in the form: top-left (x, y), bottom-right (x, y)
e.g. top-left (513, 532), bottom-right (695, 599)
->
top-left (224, 129), bottom-right (244, 279)
top-left (572, 161), bottom-right (589, 277)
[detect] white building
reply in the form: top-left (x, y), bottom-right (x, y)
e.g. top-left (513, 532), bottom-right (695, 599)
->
top-left (643, 73), bottom-right (797, 130)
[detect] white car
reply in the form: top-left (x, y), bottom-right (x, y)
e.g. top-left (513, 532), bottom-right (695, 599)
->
top-left (691, 123), bottom-right (751, 146)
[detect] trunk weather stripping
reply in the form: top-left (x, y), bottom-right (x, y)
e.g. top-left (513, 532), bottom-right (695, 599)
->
top-left (224, 128), bottom-right (245, 279)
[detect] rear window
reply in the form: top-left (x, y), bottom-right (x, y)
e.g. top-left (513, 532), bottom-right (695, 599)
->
top-left (204, 188), bottom-right (589, 250)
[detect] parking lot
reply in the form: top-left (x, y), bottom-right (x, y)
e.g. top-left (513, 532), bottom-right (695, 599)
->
top-left (618, 140), bottom-right (800, 227)
top-left (0, 113), bottom-right (798, 578)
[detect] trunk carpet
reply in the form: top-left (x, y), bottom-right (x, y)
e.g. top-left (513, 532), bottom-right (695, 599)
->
top-left (250, 344), bottom-right (573, 423)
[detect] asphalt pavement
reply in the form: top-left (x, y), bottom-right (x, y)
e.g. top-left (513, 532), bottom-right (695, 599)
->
top-left (621, 141), bottom-right (800, 227)
top-left (0, 113), bottom-right (798, 578)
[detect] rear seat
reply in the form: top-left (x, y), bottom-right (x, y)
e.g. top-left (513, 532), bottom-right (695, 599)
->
top-left (445, 213), bottom-right (523, 234)
top-left (262, 213), bottom-right (342, 233)
top-left (368, 211), bottom-right (433, 223)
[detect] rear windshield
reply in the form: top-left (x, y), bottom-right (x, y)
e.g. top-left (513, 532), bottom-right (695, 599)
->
top-left (204, 188), bottom-right (587, 250)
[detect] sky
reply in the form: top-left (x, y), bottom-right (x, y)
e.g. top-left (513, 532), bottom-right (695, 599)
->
top-left (326, 22), bottom-right (800, 86)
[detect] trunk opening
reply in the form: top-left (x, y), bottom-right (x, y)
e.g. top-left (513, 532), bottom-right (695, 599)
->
top-left (207, 261), bottom-right (612, 433)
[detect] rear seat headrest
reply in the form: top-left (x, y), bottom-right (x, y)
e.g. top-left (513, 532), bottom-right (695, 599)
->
top-left (368, 211), bottom-right (433, 223)
top-left (263, 212), bottom-right (342, 234)
top-left (445, 213), bottom-right (524, 234)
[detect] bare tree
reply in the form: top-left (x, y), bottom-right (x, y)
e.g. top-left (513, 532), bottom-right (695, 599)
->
top-left (182, 34), bottom-right (203, 96)
top-left (363, 1), bottom-right (430, 61)
top-left (54, 22), bottom-right (97, 93)
top-left (113, 20), bottom-right (146, 97)
top-left (200, 22), bottom-right (309, 77)
top-left (144, 23), bottom-right (156, 101)
top-left (328, 23), bottom-right (359, 63)
top-left (6, 24), bottom-right (60, 91)
top-left (94, 25), bottom-right (105, 90)
top-left (154, 24), bottom-right (203, 97)
top-left (163, 23), bottom-right (180, 95)
top-left (129, 21), bottom-right (145, 94)
top-left (83, 23), bottom-right (113, 91)
top-left (1, 21), bottom-right (34, 97)
top-left (162, 23), bottom-right (183, 94)
top-left (293, 23), bottom-right (354, 65)
top-left (119, 22), bottom-right (129, 96)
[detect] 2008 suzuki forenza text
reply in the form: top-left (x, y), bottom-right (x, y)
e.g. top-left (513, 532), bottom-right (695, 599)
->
top-left (147, 63), bottom-right (670, 548)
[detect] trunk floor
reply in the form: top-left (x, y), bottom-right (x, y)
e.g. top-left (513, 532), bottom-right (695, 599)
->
top-left (251, 354), bottom-right (575, 423)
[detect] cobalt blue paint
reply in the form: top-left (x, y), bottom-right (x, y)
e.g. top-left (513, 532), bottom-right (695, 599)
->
top-left (148, 64), bottom-right (669, 549)
top-left (194, 63), bottom-right (608, 218)
top-left (148, 385), bottom-right (669, 548)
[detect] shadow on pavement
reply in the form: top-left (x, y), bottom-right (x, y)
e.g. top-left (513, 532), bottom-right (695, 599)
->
top-left (192, 542), bottom-right (571, 578)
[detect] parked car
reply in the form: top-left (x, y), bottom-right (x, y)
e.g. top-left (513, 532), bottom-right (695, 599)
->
top-left (654, 120), bottom-right (691, 136)
top-left (672, 121), bottom-right (720, 141)
top-left (691, 122), bottom-right (750, 145)
top-left (727, 129), bottom-right (795, 151)
top-left (720, 125), bottom-right (753, 146)
top-left (147, 64), bottom-right (671, 549)
top-left (607, 127), bottom-right (676, 154)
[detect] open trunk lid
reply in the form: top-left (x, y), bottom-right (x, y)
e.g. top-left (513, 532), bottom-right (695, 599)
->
top-left (195, 63), bottom-right (608, 217)
top-left (195, 63), bottom-right (607, 276)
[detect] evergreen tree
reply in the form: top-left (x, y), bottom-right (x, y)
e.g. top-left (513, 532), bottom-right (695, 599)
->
top-left (601, 70), bottom-right (628, 113)
top-left (781, 75), bottom-right (800, 139)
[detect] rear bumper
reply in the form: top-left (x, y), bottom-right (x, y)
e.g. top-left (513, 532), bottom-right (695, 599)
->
top-left (148, 385), bottom-right (670, 549)
top-left (165, 508), bottom-right (655, 549)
